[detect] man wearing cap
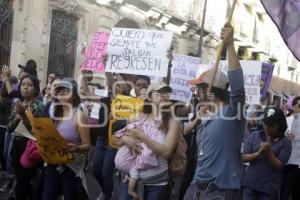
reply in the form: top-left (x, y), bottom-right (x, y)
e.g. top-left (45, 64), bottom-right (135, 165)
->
top-left (184, 23), bottom-right (245, 200)
top-left (242, 107), bottom-right (292, 200)
top-left (1, 59), bottom-right (38, 98)
top-left (18, 59), bottom-right (37, 80)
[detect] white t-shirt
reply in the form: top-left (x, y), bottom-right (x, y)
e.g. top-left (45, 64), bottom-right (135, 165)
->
top-left (287, 113), bottom-right (300, 166)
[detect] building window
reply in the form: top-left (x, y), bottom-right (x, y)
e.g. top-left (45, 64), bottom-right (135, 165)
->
top-left (251, 52), bottom-right (258, 60)
top-left (237, 47), bottom-right (245, 60)
top-left (257, 13), bottom-right (263, 22)
top-left (0, 0), bottom-right (13, 66)
top-left (47, 10), bottom-right (78, 77)
top-left (244, 4), bottom-right (253, 15)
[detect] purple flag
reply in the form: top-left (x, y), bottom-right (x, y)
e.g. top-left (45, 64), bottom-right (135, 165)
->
top-left (261, 0), bottom-right (300, 61)
top-left (260, 63), bottom-right (274, 99)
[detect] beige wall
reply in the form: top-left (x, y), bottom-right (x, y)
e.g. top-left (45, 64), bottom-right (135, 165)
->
top-left (9, 0), bottom-right (203, 89)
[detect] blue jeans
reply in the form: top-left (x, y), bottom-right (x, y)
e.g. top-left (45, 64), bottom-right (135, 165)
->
top-left (118, 180), bottom-right (169, 200)
top-left (4, 132), bottom-right (14, 175)
top-left (42, 165), bottom-right (87, 200)
top-left (184, 184), bottom-right (241, 200)
top-left (91, 137), bottom-right (117, 200)
top-left (0, 127), bottom-right (6, 170)
top-left (243, 187), bottom-right (274, 200)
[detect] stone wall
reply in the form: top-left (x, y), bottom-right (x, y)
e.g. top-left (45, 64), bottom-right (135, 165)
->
top-left (9, 0), bottom-right (205, 88)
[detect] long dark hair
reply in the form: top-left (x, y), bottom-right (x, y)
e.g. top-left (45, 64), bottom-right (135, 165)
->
top-left (142, 99), bottom-right (172, 133)
top-left (53, 78), bottom-right (81, 119)
top-left (18, 75), bottom-right (40, 99)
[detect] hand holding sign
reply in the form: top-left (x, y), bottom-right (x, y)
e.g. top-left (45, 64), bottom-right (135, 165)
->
top-left (66, 143), bottom-right (80, 153)
top-left (111, 95), bottom-right (144, 120)
top-left (26, 111), bottom-right (74, 165)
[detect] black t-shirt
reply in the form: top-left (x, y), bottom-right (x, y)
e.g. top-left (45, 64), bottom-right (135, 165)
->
top-left (0, 97), bottom-right (12, 125)
top-left (95, 96), bottom-right (127, 146)
top-left (91, 97), bottom-right (111, 144)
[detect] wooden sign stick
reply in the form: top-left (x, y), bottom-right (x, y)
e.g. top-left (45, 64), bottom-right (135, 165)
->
top-left (208, 0), bottom-right (238, 93)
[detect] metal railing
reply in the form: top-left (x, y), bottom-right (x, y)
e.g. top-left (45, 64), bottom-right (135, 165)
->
top-left (47, 10), bottom-right (78, 77)
top-left (0, 0), bottom-right (13, 66)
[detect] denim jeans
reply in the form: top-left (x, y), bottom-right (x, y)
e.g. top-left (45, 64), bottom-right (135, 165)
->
top-left (0, 127), bottom-right (6, 170)
top-left (91, 137), bottom-right (117, 200)
top-left (43, 165), bottom-right (87, 200)
top-left (281, 164), bottom-right (300, 200)
top-left (3, 131), bottom-right (14, 175)
top-left (184, 184), bottom-right (241, 200)
top-left (242, 187), bottom-right (275, 200)
top-left (118, 180), bottom-right (169, 200)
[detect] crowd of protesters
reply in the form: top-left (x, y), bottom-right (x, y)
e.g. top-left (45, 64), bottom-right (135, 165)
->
top-left (0, 18), bottom-right (299, 200)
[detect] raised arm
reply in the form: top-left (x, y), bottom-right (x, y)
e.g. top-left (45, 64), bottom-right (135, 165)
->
top-left (1, 66), bottom-right (13, 95)
top-left (105, 72), bottom-right (114, 93)
top-left (221, 23), bottom-right (241, 72)
top-left (162, 51), bottom-right (173, 85)
top-left (221, 23), bottom-right (245, 107)
top-left (80, 70), bottom-right (91, 97)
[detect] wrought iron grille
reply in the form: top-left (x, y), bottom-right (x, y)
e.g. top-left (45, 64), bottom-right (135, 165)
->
top-left (47, 10), bottom-right (78, 77)
top-left (0, 0), bottom-right (13, 66)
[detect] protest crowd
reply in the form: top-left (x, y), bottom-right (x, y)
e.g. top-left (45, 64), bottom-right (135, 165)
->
top-left (0, 12), bottom-right (299, 200)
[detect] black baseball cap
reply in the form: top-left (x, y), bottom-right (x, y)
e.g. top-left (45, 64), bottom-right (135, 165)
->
top-left (263, 107), bottom-right (287, 133)
top-left (18, 59), bottom-right (37, 77)
top-left (54, 78), bottom-right (78, 93)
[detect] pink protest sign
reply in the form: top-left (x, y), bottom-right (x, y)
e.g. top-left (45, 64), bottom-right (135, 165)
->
top-left (81, 32), bottom-right (109, 72)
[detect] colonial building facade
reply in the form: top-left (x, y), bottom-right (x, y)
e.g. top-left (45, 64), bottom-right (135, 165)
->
top-left (1, 0), bottom-right (207, 86)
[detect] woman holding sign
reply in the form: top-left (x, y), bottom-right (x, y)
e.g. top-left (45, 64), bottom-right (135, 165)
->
top-left (42, 78), bottom-right (91, 200)
top-left (116, 81), bottom-right (180, 200)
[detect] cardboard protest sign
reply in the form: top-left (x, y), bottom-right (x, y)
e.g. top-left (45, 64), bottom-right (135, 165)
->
top-left (108, 95), bottom-right (144, 148)
top-left (81, 32), bottom-right (109, 72)
top-left (90, 103), bottom-right (101, 120)
top-left (240, 61), bottom-right (262, 104)
top-left (111, 94), bottom-right (144, 120)
top-left (197, 61), bottom-right (262, 104)
top-left (26, 111), bottom-right (74, 165)
top-left (95, 89), bottom-right (109, 97)
top-left (108, 119), bottom-right (118, 149)
top-left (105, 28), bottom-right (173, 77)
top-left (260, 63), bottom-right (274, 99)
top-left (169, 54), bottom-right (200, 102)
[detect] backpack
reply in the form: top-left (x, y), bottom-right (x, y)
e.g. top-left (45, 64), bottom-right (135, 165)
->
top-left (168, 123), bottom-right (187, 176)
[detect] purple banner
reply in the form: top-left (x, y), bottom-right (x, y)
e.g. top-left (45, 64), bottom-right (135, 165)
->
top-left (261, 0), bottom-right (300, 61)
top-left (260, 63), bottom-right (274, 99)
